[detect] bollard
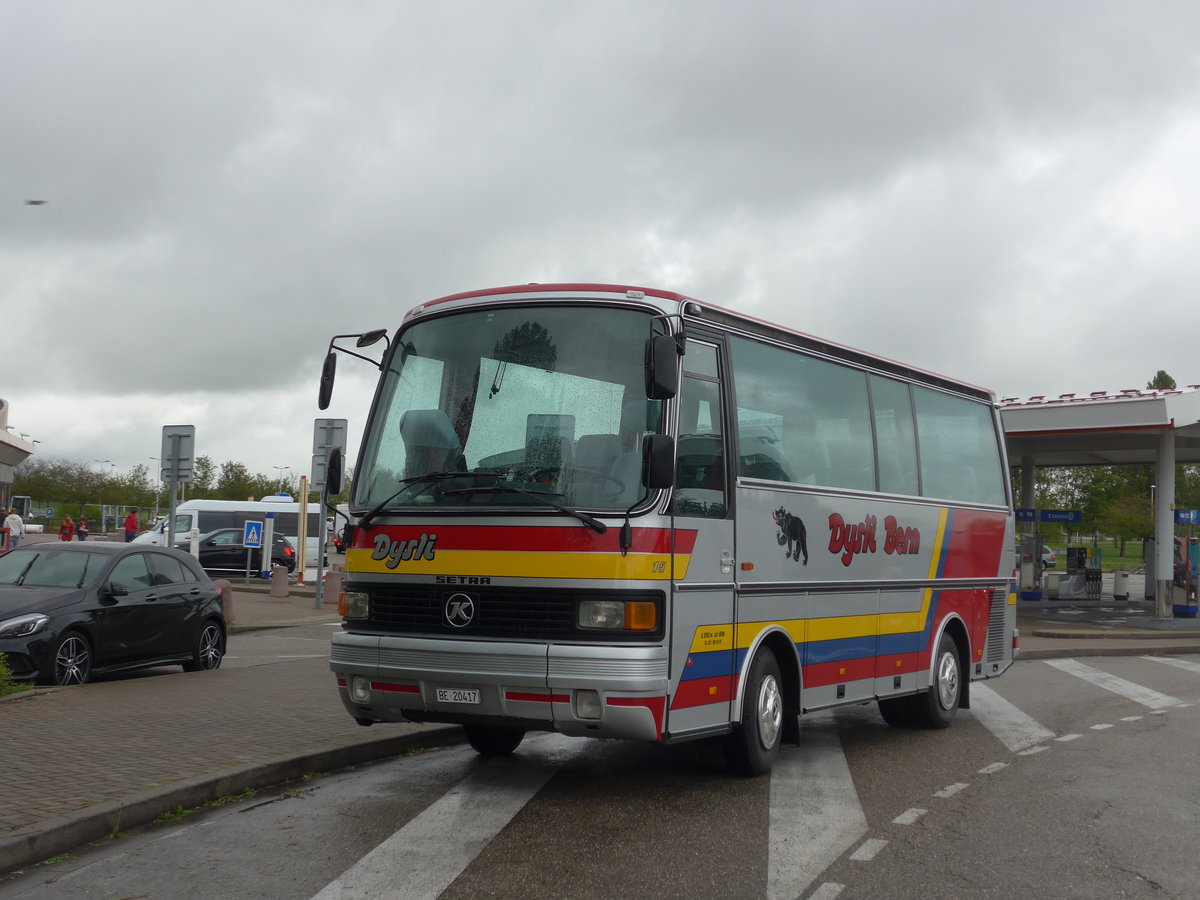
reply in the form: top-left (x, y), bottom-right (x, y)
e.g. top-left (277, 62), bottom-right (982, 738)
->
top-left (269, 564), bottom-right (290, 598)
top-left (214, 579), bottom-right (235, 625)
top-left (322, 565), bottom-right (343, 605)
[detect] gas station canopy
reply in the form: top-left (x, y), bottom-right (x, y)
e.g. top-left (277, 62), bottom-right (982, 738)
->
top-left (1001, 386), bottom-right (1200, 617)
top-left (1002, 386), bottom-right (1200, 468)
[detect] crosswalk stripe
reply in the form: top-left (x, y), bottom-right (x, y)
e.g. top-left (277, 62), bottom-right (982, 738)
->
top-left (1043, 659), bottom-right (1181, 709)
top-left (768, 715), bottom-right (867, 900)
top-left (311, 734), bottom-right (573, 900)
top-left (968, 682), bottom-right (1056, 751)
top-left (1143, 655), bottom-right (1200, 676)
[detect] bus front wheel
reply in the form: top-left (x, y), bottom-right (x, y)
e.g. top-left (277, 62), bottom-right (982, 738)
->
top-left (724, 648), bottom-right (784, 776)
top-left (463, 724), bottom-right (525, 756)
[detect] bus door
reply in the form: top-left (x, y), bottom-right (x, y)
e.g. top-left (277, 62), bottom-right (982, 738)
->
top-left (667, 338), bottom-right (737, 738)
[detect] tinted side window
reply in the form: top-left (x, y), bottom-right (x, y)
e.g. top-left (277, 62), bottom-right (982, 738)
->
top-left (913, 387), bottom-right (1006, 505)
top-left (149, 553), bottom-right (195, 585)
top-left (731, 337), bottom-right (875, 491)
top-left (110, 555), bottom-right (154, 590)
top-left (870, 375), bottom-right (919, 496)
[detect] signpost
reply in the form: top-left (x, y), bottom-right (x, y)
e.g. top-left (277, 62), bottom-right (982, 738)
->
top-left (312, 418), bottom-right (348, 610)
top-left (160, 425), bottom-right (196, 549)
top-left (242, 520), bottom-right (263, 583)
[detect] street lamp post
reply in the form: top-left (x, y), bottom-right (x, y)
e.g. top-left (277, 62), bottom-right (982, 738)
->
top-left (273, 465), bottom-right (291, 494)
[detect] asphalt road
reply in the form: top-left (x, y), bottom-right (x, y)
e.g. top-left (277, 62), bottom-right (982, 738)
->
top-left (3, 651), bottom-right (1198, 899)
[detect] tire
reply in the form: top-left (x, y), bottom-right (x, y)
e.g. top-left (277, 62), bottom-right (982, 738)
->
top-left (913, 631), bottom-right (962, 729)
top-left (43, 631), bottom-right (92, 686)
top-left (183, 620), bottom-right (224, 673)
top-left (724, 648), bottom-right (784, 776)
top-left (463, 724), bottom-right (525, 756)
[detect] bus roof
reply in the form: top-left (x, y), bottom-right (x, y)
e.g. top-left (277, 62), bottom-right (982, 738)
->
top-left (405, 283), bottom-right (995, 403)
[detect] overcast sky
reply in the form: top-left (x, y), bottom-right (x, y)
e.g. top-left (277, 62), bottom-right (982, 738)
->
top-left (4, 1), bottom-right (1200, 487)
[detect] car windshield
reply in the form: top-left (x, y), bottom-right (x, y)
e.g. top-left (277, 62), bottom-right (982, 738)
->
top-left (353, 304), bottom-right (662, 513)
top-left (0, 549), bottom-right (106, 588)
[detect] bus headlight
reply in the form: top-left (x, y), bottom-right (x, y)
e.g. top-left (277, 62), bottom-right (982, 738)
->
top-left (340, 591), bottom-right (369, 620)
top-left (577, 600), bottom-right (657, 631)
top-left (350, 676), bottom-right (372, 703)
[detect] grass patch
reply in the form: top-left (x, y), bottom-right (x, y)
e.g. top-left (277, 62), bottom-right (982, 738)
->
top-left (0, 653), bottom-right (32, 697)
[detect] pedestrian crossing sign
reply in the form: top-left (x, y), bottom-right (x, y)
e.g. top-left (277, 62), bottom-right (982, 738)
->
top-left (243, 520), bottom-right (264, 548)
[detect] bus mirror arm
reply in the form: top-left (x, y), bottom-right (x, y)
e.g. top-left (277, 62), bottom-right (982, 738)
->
top-left (318, 330), bottom-right (392, 409)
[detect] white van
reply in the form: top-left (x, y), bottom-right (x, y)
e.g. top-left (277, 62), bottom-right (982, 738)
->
top-left (134, 496), bottom-right (325, 566)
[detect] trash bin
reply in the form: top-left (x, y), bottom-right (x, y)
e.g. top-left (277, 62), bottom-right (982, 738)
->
top-left (1112, 570), bottom-right (1129, 601)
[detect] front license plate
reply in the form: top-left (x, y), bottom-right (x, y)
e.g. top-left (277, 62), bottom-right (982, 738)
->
top-left (436, 687), bottom-right (481, 704)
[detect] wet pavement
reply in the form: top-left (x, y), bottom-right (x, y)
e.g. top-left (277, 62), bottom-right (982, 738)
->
top-left (2, 576), bottom-right (1199, 875)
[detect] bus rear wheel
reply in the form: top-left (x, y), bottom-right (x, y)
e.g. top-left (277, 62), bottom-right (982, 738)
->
top-left (724, 648), bottom-right (783, 776)
top-left (463, 724), bottom-right (525, 756)
top-left (913, 631), bottom-right (962, 729)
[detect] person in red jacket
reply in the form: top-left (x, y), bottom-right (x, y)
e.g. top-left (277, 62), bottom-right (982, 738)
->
top-left (59, 515), bottom-right (75, 541)
top-left (123, 508), bottom-right (140, 542)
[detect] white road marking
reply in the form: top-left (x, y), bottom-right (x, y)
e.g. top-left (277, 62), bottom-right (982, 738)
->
top-left (768, 715), bottom-right (867, 900)
top-left (1143, 655), bottom-right (1200, 676)
top-left (977, 762), bottom-right (1008, 775)
top-left (850, 838), bottom-right (888, 861)
top-left (1055, 733), bottom-right (1082, 742)
top-left (968, 682), bottom-right (1056, 751)
top-left (1017, 745), bottom-right (1048, 756)
top-left (810, 883), bottom-right (845, 899)
top-left (1043, 659), bottom-right (1182, 709)
top-left (1090, 723), bottom-right (1114, 730)
top-left (311, 734), bottom-right (574, 900)
top-left (892, 808), bottom-right (927, 825)
top-left (933, 782), bottom-right (968, 798)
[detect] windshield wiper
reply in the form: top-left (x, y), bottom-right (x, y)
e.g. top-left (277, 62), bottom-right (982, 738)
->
top-left (356, 471), bottom-right (499, 530)
top-left (443, 485), bottom-right (607, 534)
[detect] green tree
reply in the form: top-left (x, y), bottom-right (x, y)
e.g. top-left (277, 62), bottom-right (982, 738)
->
top-left (1147, 370), bottom-right (1177, 390)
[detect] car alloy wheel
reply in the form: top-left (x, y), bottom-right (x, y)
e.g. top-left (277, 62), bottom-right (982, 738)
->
top-left (53, 634), bottom-right (92, 686)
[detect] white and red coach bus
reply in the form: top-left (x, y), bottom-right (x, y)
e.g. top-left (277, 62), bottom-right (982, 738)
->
top-left (323, 284), bottom-right (1016, 774)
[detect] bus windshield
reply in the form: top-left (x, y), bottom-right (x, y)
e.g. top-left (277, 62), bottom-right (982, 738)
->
top-left (354, 304), bottom-right (661, 513)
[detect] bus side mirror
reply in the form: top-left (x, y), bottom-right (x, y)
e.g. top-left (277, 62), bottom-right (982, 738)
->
top-left (326, 447), bottom-right (344, 495)
top-left (645, 334), bottom-right (681, 400)
top-left (318, 353), bottom-right (337, 410)
top-left (641, 434), bottom-right (675, 490)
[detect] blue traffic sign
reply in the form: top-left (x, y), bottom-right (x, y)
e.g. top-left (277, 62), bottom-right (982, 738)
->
top-left (1175, 509), bottom-right (1200, 525)
top-left (242, 520), bottom-right (264, 548)
top-left (1014, 509), bottom-right (1082, 524)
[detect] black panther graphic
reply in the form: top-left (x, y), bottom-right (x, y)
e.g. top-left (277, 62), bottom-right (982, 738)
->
top-left (773, 507), bottom-right (808, 565)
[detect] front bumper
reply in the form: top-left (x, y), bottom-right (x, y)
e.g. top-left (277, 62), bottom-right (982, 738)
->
top-left (330, 630), bottom-right (669, 742)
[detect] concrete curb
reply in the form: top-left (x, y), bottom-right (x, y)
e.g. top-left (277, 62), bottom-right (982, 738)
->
top-left (0, 725), bottom-right (462, 876)
top-left (1028, 629), bottom-right (1200, 640)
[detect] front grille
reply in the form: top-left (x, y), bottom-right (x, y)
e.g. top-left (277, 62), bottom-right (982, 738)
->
top-left (360, 584), bottom-right (664, 641)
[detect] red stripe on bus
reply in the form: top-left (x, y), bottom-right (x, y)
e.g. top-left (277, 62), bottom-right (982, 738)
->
top-left (606, 696), bottom-right (666, 741)
top-left (354, 525), bottom-right (696, 555)
top-left (670, 677), bottom-right (736, 710)
top-left (801, 657), bottom-right (877, 688)
top-left (371, 682), bottom-right (420, 694)
top-left (940, 509), bottom-right (1008, 579)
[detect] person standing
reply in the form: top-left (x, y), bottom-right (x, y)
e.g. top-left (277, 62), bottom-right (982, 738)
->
top-left (123, 508), bottom-right (140, 542)
top-left (59, 514), bottom-right (75, 541)
top-left (77, 517), bottom-right (90, 541)
top-left (3, 508), bottom-right (24, 550)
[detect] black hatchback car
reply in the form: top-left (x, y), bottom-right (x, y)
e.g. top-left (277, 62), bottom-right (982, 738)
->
top-left (0, 542), bottom-right (225, 686)
top-left (174, 528), bottom-right (297, 576)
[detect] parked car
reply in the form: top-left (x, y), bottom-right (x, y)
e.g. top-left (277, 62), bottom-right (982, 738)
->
top-left (0, 542), bottom-right (225, 686)
top-left (1041, 546), bottom-right (1056, 570)
top-left (174, 528), bottom-right (297, 576)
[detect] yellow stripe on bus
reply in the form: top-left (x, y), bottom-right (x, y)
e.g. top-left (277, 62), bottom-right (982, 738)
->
top-left (346, 548), bottom-right (688, 580)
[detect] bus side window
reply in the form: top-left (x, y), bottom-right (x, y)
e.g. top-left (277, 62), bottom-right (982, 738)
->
top-left (675, 344), bottom-right (727, 519)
